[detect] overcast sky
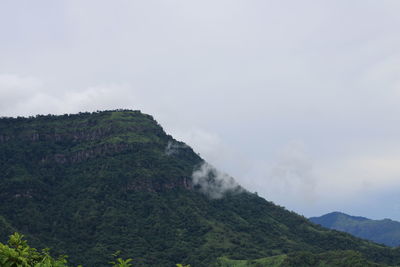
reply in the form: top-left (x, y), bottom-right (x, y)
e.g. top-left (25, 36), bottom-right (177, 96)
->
top-left (1, 0), bottom-right (400, 220)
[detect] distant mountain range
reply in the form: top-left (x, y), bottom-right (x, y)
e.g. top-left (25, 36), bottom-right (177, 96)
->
top-left (310, 212), bottom-right (400, 247)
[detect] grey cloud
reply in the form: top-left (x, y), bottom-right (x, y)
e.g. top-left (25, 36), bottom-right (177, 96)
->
top-left (192, 162), bottom-right (243, 199)
top-left (165, 140), bottom-right (188, 156)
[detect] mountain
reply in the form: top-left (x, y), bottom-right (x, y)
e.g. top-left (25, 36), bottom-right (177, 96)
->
top-left (1, 110), bottom-right (400, 266)
top-left (310, 212), bottom-right (400, 247)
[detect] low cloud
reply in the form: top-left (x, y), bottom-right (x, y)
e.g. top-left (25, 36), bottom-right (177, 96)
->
top-left (237, 141), bottom-right (317, 210)
top-left (165, 140), bottom-right (188, 156)
top-left (192, 162), bottom-right (243, 199)
top-left (270, 141), bottom-right (316, 203)
top-left (170, 128), bottom-right (222, 160)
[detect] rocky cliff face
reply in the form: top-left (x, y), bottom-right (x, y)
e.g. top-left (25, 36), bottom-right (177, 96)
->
top-left (44, 142), bottom-right (131, 164)
top-left (0, 110), bottom-right (202, 200)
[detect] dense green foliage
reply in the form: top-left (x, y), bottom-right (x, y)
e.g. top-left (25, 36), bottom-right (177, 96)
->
top-left (216, 255), bottom-right (287, 267)
top-left (0, 233), bottom-right (391, 267)
top-left (310, 212), bottom-right (400, 247)
top-left (1, 110), bottom-right (400, 266)
top-left (280, 251), bottom-right (386, 267)
top-left (0, 232), bottom-right (68, 267)
top-left (216, 251), bottom-right (390, 267)
top-left (0, 232), bottom-right (135, 266)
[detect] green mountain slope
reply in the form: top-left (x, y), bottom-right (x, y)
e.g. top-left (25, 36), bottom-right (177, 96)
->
top-left (310, 212), bottom-right (400, 247)
top-left (216, 251), bottom-right (387, 267)
top-left (1, 110), bottom-right (400, 266)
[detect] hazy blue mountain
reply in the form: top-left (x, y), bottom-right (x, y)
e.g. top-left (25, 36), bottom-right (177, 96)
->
top-left (310, 212), bottom-right (400, 247)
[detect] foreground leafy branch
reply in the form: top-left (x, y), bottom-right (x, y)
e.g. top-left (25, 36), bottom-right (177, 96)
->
top-left (0, 233), bottom-right (134, 267)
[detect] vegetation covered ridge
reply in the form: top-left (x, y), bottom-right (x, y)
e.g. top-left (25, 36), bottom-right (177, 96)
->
top-left (1, 110), bottom-right (400, 266)
top-left (310, 212), bottom-right (400, 247)
top-left (1, 233), bottom-right (396, 267)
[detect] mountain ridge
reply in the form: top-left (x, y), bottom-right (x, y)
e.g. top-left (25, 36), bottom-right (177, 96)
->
top-left (1, 110), bottom-right (400, 266)
top-left (310, 212), bottom-right (400, 247)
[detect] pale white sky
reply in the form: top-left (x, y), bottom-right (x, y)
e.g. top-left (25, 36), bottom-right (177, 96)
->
top-left (1, 0), bottom-right (400, 219)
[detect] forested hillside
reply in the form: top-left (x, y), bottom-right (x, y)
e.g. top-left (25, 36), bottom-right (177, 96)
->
top-left (1, 110), bottom-right (400, 266)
